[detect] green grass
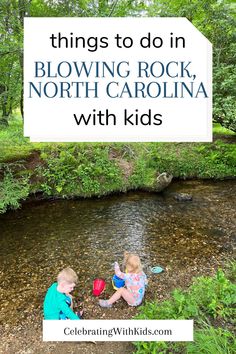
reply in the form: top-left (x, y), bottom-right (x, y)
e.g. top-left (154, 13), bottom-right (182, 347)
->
top-left (0, 113), bottom-right (59, 162)
top-left (0, 116), bottom-right (235, 163)
top-left (0, 115), bottom-right (44, 162)
top-left (187, 327), bottom-right (236, 354)
top-left (213, 123), bottom-right (236, 135)
top-left (0, 116), bottom-right (235, 213)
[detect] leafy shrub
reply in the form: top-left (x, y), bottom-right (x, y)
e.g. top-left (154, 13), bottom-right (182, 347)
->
top-left (147, 142), bottom-right (236, 179)
top-left (134, 266), bottom-right (236, 353)
top-left (0, 169), bottom-right (30, 213)
top-left (38, 145), bottom-right (124, 197)
top-left (213, 63), bottom-right (236, 132)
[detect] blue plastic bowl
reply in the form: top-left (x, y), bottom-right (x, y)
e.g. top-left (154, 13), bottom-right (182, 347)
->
top-left (150, 266), bottom-right (164, 274)
top-left (112, 275), bottom-right (125, 289)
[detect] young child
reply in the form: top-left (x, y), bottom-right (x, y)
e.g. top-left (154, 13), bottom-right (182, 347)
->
top-left (99, 252), bottom-right (147, 308)
top-left (43, 267), bottom-right (81, 320)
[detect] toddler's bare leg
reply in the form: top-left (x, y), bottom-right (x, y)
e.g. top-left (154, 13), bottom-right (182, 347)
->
top-left (108, 288), bottom-right (135, 305)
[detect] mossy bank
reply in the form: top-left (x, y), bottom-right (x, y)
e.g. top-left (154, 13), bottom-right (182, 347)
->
top-left (0, 118), bottom-right (235, 214)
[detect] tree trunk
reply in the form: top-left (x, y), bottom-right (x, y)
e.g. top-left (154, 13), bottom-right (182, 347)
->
top-left (19, 52), bottom-right (24, 120)
top-left (0, 84), bottom-right (9, 126)
top-left (18, 1), bottom-right (32, 120)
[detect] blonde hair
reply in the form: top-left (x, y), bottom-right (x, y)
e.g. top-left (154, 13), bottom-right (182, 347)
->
top-left (124, 252), bottom-right (142, 273)
top-left (57, 267), bottom-right (78, 284)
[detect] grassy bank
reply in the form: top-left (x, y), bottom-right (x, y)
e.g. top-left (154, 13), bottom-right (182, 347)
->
top-left (0, 116), bottom-right (235, 213)
top-left (134, 262), bottom-right (236, 353)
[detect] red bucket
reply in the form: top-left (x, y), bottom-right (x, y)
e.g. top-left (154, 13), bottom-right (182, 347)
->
top-left (93, 278), bottom-right (106, 296)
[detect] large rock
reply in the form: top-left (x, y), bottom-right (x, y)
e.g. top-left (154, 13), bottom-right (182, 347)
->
top-left (155, 172), bottom-right (173, 191)
top-left (143, 172), bottom-right (173, 192)
top-left (174, 193), bottom-right (193, 201)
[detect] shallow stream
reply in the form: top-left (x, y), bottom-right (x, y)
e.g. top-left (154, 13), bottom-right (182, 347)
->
top-left (0, 180), bottom-right (235, 326)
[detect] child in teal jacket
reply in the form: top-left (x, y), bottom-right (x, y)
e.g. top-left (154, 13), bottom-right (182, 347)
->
top-left (43, 267), bottom-right (81, 320)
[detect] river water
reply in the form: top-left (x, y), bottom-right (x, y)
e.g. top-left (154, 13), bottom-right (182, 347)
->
top-left (0, 180), bottom-right (235, 326)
